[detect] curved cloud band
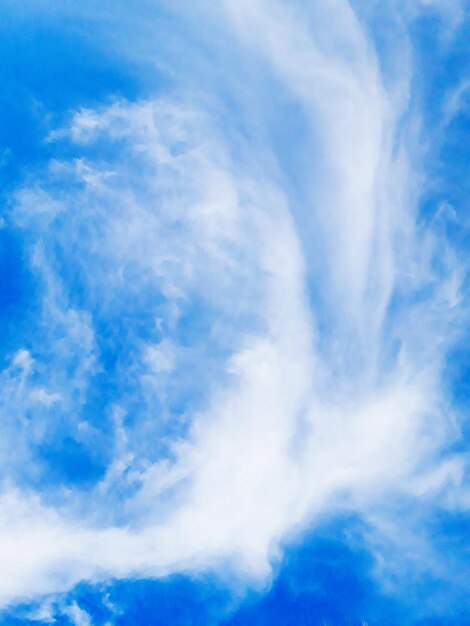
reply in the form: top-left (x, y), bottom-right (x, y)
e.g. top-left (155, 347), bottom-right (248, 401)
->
top-left (0, 0), bottom-right (467, 612)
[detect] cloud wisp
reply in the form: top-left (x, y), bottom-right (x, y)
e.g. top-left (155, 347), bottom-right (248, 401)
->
top-left (0, 0), bottom-right (468, 613)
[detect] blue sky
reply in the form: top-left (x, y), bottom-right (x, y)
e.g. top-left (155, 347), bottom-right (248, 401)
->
top-left (0, 1), bottom-right (469, 624)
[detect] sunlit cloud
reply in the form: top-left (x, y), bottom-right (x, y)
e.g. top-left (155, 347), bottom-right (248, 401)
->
top-left (0, 0), bottom-right (468, 619)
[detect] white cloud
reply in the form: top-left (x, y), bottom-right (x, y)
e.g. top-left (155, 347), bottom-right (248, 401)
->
top-left (0, 0), bottom-right (467, 612)
top-left (144, 340), bottom-right (176, 374)
top-left (64, 602), bottom-right (93, 626)
top-left (443, 79), bottom-right (470, 126)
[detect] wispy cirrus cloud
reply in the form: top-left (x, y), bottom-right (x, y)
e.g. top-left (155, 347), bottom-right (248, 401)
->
top-left (0, 0), bottom-right (468, 618)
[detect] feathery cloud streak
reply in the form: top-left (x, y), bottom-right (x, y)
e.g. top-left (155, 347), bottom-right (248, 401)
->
top-left (0, 0), bottom-right (468, 614)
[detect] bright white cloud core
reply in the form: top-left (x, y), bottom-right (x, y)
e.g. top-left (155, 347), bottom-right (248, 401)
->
top-left (0, 0), bottom-right (467, 609)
